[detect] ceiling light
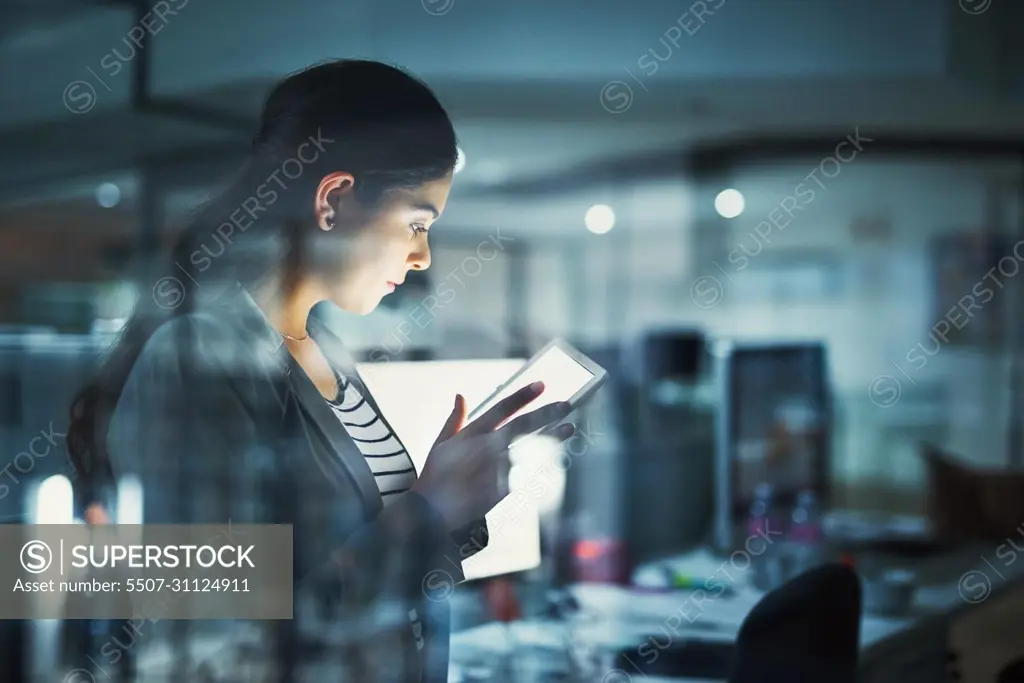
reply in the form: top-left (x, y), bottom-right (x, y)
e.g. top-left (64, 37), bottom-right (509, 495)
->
top-left (714, 189), bottom-right (744, 218)
top-left (96, 182), bottom-right (121, 208)
top-left (585, 204), bottom-right (615, 234)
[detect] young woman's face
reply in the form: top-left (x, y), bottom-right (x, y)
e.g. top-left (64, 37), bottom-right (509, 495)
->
top-left (321, 172), bottom-right (453, 314)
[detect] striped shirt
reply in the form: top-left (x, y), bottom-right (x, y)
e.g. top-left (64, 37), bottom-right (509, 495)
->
top-left (325, 368), bottom-right (417, 505)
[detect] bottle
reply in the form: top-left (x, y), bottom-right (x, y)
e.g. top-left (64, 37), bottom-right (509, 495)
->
top-left (747, 483), bottom-right (782, 591)
top-left (787, 489), bottom-right (824, 577)
top-left (747, 483), bottom-right (772, 534)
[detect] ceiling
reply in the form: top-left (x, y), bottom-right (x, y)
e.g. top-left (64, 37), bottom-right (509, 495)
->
top-left (0, 0), bottom-right (1022, 236)
top-left (0, 0), bottom-right (101, 45)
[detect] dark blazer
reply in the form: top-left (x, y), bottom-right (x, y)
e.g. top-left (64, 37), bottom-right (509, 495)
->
top-left (106, 283), bottom-right (488, 682)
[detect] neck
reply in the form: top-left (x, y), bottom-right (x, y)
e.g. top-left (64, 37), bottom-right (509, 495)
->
top-left (253, 276), bottom-right (325, 342)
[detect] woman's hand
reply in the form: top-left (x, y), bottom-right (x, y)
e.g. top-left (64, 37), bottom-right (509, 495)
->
top-left (411, 382), bottom-right (575, 532)
top-left (84, 502), bottom-right (111, 525)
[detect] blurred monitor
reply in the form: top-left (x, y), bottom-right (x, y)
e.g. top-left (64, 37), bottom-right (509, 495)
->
top-left (637, 329), bottom-right (705, 383)
top-left (713, 341), bottom-right (831, 550)
top-left (357, 358), bottom-right (550, 581)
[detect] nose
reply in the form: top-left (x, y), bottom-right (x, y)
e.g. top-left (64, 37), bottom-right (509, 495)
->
top-left (407, 241), bottom-right (431, 271)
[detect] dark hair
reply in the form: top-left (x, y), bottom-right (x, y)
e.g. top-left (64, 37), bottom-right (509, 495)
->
top-left (67, 59), bottom-right (458, 494)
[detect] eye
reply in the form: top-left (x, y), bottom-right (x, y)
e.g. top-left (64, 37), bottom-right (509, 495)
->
top-left (410, 224), bottom-right (428, 235)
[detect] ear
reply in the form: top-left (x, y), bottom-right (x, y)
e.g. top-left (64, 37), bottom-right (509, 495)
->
top-left (314, 172), bottom-right (356, 231)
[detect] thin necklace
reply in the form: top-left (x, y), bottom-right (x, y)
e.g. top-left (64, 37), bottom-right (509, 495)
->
top-left (280, 331), bottom-right (310, 342)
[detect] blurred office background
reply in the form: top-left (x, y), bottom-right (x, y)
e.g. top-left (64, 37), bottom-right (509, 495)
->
top-left (3, 0), bottom-right (1024, 681)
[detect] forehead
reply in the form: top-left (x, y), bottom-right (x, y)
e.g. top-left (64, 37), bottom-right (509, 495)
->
top-left (390, 174), bottom-right (453, 216)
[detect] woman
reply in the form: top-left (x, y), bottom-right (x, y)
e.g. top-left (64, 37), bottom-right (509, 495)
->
top-left (66, 59), bottom-right (574, 682)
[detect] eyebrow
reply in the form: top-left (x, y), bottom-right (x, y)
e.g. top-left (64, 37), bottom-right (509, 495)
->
top-left (410, 202), bottom-right (439, 219)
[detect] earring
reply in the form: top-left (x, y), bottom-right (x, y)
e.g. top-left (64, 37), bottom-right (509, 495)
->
top-left (326, 214), bottom-right (336, 228)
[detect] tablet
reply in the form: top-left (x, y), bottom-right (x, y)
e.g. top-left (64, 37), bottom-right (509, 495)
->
top-left (356, 357), bottom-right (554, 582)
top-left (355, 358), bottom-right (546, 582)
top-left (466, 338), bottom-right (608, 433)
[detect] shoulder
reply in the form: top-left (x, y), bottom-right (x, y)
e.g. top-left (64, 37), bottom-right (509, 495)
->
top-left (142, 312), bottom-right (237, 368)
top-left (107, 312), bottom-right (271, 450)
top-left (138, 310), bottom-right (286, 380)
top-left (105, 313), bottom-right (271, 485)
top-left (109, 314), bottom-right (236, 423)
top-left (112, 313), bottom-right (260, 425)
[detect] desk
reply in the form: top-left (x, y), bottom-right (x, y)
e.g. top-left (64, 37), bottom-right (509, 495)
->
top-left (451, 544), bottom-right (1024, 682)
top-left (77, 543), bottom-right (1023, 681)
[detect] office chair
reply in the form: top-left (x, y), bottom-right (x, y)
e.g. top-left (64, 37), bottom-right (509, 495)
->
top-left (998, 658), bottom-right (1024, 682)
top-left (729, 563), bottom-right (862, 683)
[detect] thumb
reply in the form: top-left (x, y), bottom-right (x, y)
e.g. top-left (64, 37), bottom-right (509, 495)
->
top-left (433, 394), bottom-right (466, 446)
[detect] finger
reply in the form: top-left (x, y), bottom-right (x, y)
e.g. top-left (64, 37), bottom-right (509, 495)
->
top-left (432, 394), bottom-right (466, 447)
top-left (464, 381), bottom-right (547, 435)
top-left (537, 422), bottom-right (576, 442)
top-left (496, 457), bottom-right (511, 500)
top-left (496, 401), bottom-right (573, 448)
